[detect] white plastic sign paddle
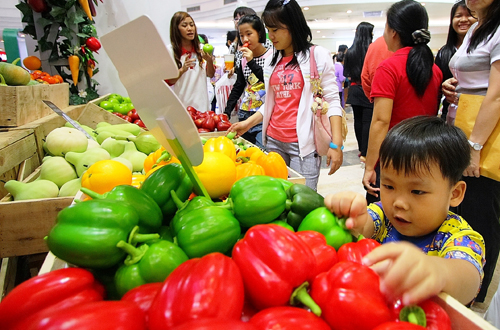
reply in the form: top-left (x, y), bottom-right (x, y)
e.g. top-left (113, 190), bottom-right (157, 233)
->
top-left (100, 15), bottom-right (209, 198)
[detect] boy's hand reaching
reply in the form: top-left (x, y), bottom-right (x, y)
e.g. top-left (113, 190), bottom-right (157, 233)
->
top-left (362, 242), bottom-right (447, 306)
top-left (324, 191), bottom-right (372, 237)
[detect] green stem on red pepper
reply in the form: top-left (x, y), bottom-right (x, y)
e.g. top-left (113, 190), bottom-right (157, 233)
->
top-left (289, 282), bottom-right (322, 317)
top-left (400, 306), bottom-right (427, 327)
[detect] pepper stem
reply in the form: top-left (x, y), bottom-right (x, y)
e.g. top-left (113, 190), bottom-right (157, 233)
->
top-left (116, 240), bottom-right (148, 266)
top-left (152, 151), bottom-right (172, 168)
top-left (128, 226), bottom-right (160, 245)
top-left (171, 190), bottom-right (188, 211)
top-left (213, 199), bottom-right (234, 214)
top-left (290, 282), bottom-right (322, 317)
top-left (285, 199), bottom-right (293, 211)
top-left (399, 305), bottom-right (427, 327)
top-left (80, 187), bottom-right (105, 200)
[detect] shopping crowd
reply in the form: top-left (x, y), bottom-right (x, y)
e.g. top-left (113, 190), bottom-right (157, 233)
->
top-left (165, 0), bottom-right (500, 325)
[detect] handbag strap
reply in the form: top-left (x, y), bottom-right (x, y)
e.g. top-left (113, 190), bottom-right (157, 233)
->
top-left (309, 46), bottom-right (322, 96)
top-left (310, 45), bottom-right (319, 80)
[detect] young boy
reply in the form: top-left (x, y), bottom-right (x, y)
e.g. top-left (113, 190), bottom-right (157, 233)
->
top-left (325, 116), bottom-right (485, 306)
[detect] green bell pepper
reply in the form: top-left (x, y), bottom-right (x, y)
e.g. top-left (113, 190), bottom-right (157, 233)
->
top-left (224, 175), bottom-right (288, 228)
top-left (114, 227), bottom-right (188, 297)
top-left (170, 190), bottom-right (215, 235)
top-left (285, 184), bottom-right (325, 230)
top-left (140, 163), bottom-right (193, 223)
top-left (174, 206), bottom-right (241, 258)
top-left (46, 199), bottom-right (143, 269)
top-left (270, 220), bottom-right (295, 231)
top-left (80, 185), bottom-right (162, 234)
top-left (297, 207), bottom-right (353, 250)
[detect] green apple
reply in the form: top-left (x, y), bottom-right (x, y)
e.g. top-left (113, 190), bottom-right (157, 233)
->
top-left (108, 93), bottom-right (124, 103)
top-left (122, 97), bottom-right (132, 103)
top-left (99, 100), bottom-right (114, 111)
top-left (108, 98), bottom-right (120, 105)
top-left (113, 103), bottom-right (130, 115)
top-left (203, 44), bottom-right (214, 56)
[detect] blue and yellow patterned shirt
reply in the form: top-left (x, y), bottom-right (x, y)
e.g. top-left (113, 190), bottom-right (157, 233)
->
top-left (368, 202), bottom-right (485, 281)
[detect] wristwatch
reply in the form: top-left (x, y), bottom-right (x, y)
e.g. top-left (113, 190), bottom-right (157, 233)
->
top-left (329, 142), bottom-right (344, 151)
top-left (468, 140), bottom-right (483, 151)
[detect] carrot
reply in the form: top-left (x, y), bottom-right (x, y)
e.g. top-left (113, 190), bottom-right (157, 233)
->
top-left (68, 55), bottom-right (80, 86)
top-left (78, 0), bottom-right (93, 21)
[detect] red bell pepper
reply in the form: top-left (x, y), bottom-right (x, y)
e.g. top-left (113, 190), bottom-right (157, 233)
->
top-left (373, 322), bottom-right (426, 330)
top-left (241, 298), bottom-right (260, 322)
top-left (249, 306), bottom-right (331, 330)
top-left (232, 224), bottom-right (320, 313)
top-left (0, 268), bottom-right (105, 330)
top-left (148, 252), bottom-right (245, 330)
top-left (170, 318), bottom-right (258, 330)
top-left (121, 282), bottom-right (163, 317)
top-left (295, 230), bottom-right (338, 281)
top-left (310, 261), bottom-right (392, 330)
top-left (23, 300), bottom-right (146, 330)
top-left (391, 299), bottom-right (452, 330)
top-left (337, 237), bottom-right (381, 263)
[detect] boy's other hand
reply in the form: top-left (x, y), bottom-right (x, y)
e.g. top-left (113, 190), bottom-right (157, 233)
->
top-left (362, 242), bottom-right (446, 306)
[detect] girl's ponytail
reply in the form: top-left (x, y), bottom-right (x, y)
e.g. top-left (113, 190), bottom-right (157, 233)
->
top-left (407, 29), bottom-right (434, 97)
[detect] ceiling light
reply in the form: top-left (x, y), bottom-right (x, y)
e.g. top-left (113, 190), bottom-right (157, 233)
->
top-left (346, 10), bottom-right (352, 14)
top-left (303, 6), bottom-right (309, 10)
top-left (421, 2), bottom-right (426, 5)
top-left (322, 36), bottom-right (326, 38)
top-left (316, 30), bottom-right (321, 33)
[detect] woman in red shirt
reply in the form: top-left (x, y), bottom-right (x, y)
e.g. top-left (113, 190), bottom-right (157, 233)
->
top-left (363, 0), bottom-right (442, 202)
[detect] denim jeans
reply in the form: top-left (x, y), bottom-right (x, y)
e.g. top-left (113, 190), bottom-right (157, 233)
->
top-left (266, 136), bottom-right (321, 190)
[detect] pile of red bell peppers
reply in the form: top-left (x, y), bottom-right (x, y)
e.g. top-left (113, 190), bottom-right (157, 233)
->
top-left (0, 165), bottom-right (455, 329)
top-left (0, 224), bottom-right (452, 330)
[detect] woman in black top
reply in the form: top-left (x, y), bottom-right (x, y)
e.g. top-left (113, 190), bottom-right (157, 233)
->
top-left (343, 22), bottom-right (374, 162)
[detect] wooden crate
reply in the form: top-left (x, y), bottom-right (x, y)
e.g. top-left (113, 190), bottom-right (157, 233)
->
top-left (0, 167), bottom-right (73, 258)
top-left (0, 129), bottom-right (40, 199)
top-left (0, 83), bottom-right (70, 127)
top-left (0, 103), bottom-right (129, 259)
top-left (201, 131), bottom-right (306, 185)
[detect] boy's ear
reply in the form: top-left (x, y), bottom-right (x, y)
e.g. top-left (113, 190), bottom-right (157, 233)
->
top-left (450, 180), bottom-right (467, 207)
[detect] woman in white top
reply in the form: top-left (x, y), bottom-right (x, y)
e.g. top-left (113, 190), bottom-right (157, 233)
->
top-left (228, 0), bottom-right (344, 190)
top-left (166, 11), bottom-right (215, 112)
top-left (442, 0), bottom-right (500, 305)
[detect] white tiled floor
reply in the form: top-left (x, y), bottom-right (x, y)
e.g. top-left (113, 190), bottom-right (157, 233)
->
top-left (317, 111), bottom-right (366, 197)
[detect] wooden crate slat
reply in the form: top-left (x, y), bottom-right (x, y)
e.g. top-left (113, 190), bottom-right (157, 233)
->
top-left (0, 130), bottom-right (38, 176)
top-left (0, 197), bottom-right (73, 258)
top-left (0, 84), bottom-right (70, 127)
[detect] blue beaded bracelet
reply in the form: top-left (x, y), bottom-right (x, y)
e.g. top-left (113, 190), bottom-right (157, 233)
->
top-left (329, 142), bottom-right (344, 151)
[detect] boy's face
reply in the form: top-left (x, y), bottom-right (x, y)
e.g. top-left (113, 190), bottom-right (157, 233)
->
top-left (380, 163), bottom-right (465, 237)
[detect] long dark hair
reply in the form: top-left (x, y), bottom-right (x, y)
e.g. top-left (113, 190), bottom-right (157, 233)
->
top-left (468, 0), bottom-right (500, 53)
top-left (262, 0), bottom-right (313, 68)
top-left (344, 22), bottom-right (374, 83)
top-left (439, 1), bottom-right (470, 68)
top-left (234, 7), bottom-right (257, 47)
top-left (380, 116), bottom-right (470, 185)
top-left (169, 11), bottom-right (203, 69)
top-left (238, 14), bottom-right (267, 44)
top-left (386, 0), bottom-right (434, 97)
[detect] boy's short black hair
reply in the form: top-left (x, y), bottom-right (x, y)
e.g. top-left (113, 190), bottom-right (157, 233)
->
top-left (380, 116), bottom-right (470, 185)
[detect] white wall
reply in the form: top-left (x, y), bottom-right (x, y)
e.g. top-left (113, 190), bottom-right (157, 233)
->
top-left (93, 0), bottom-right (181, 96)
